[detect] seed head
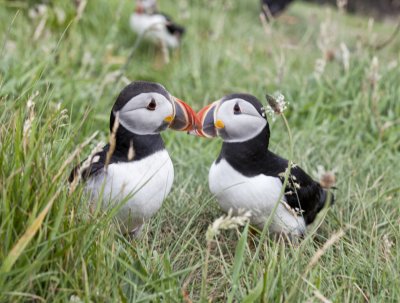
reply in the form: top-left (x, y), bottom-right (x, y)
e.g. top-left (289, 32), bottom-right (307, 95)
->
top-left (265, 93), bottom-right (288, 116)
top-left (206, 209), bottom-right (251, 241)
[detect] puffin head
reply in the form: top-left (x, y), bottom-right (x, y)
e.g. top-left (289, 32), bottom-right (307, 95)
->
top-left (135, 0), bottom-right (158, 14)
top-left (195, 93), bottom-right (268, 143)
top-left (111, 81), bottom-right (197, 135)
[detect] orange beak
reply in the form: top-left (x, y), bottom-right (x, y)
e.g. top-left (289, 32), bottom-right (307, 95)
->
top-left (193, 101), bottom-right (220, 138)
top-left (168, 97), bottom-right (198, 132)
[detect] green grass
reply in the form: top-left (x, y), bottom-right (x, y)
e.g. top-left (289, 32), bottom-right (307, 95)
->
top-left (1, 0), bottom-right (399, 301)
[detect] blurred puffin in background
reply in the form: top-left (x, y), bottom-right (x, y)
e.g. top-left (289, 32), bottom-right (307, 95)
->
top-left (261, 0), bottom-right (295, 20)
top-left (69, 81), bottom-right (197, 237)
top-left (195, 93), bottom-right (334, 239)
top-left (130, 0), bottom-right (185, 49)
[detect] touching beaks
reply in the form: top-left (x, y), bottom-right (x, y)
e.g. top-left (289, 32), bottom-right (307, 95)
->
top-left (168, 97), bottom-right (198, 131)
top-left (193, 101), bottom-right (221, 138)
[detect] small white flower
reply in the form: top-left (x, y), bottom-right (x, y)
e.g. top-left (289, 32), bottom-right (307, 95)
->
top-left (314, 165), bottom-right (337, 189)
top-left (337, 0), bottom-right (347, 11)
top-left (69, 295), bottom-right (84, 303)
top-left (340, 42), bottom-right (350, 72)
top-left (265, 92), bottom-right (288, 117)
top-left (314, 58), bottom-right (326, 78)
top-left (54, 7), bottom-right (66, 24)
top-left (368, 56), bottom-right (381, 87)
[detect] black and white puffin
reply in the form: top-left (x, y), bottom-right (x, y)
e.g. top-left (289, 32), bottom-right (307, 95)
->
top-left (195, 93), bottom-right (334, 238)
top-left (69, 81), bottom-right (197, 236)
top-left (261, 0), bottom-right (295, 20)
top-left (130, 0), bottom-right (185, 49)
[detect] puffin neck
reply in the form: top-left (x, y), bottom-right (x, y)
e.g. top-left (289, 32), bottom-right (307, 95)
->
top-left (217, 126), bottom-right (270, 171)
top-left (114, 125), bottom-right (165, 161)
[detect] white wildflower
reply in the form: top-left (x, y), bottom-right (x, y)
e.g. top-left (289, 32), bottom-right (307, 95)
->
top-left (336, 0), bottom-right (347, 11)
top-left (368, 56), bottom-right (381, 87)
top-left (54, 7), bottom-right (66, 24)
top-left (265, 93), bottom-right (288, 117)
top-left (103, 71), bottom-right (122, 86)
top-left (28, 4), bottom-right (48, 19)
top-left (206, 209), bottom-right (251, 241)
top-left (5, 40), bottom-right (16, 54)
top-left (263, 105), bottom-right (276, 122)
top-left (382, 234), bottom-right (393, 259)
top-left (23, 91), bottom-right (39, 150)
top-left (340, 42), bottom-right (350, 73)
top-left (314, 58), bottom-right (326, 79)
top-left (387, 60), bottom-right (398, 71)
top-left (367, 18), bottom-right (374, 35)
top-left (315, 165), bottom-right (337, 189)
top-left (69, 295), bottom-right (84, 303)
top-left (82, 51), bottom-right (95, 67)
top-left (317, 11), bottom-right (336, 61)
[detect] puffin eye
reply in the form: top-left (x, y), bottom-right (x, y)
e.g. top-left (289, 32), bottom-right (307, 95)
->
top-left (147, 98), bottom-right (156, 111)
top-left (233, 103), bottom-right (241, 114)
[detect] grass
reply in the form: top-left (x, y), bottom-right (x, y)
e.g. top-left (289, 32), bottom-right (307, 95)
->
top-left (1, 0), bottom-right (399, 301)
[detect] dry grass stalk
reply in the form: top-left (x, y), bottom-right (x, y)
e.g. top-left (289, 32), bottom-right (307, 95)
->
top-left (381, 234), bottom-right (393, 260)
top-left (33, 14), bottom-right (47, 41)
top-left (259, 11), bottom-right (271, 35)
top-left (307, 229), bottom-right (345, 269)
top-left (314, 290), bottom-right (332, 303)
top-left (23, 91), bottom-right (39, 152)
top-left (336, 0), bottom-right (347, 12)
top-left (206, 208), bottom-right (251, 241)
top-left (367, 56), bottom-right (384, 137)
top-left (0, 187), bottom-right (62, 274)
top-left (104, 112), bottom-right (119, 172)
top-left (160, 38), bottom-right (170, 64)
top-left (127, 140), bottom-right (135, 161)
top-left (340, 42), bottom-right (350, 73)
top-left (202, 209), bottom-right (251, 300)
top-left (75, 0), bottom-right (88, 21)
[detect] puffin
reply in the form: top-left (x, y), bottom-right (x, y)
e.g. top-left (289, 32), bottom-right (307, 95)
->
top-left (261, 0), bottom-right (295, 20)
top-left (195, 93), bottom-right (334, 239)
top-left (69, 81), bottom-right (197, 236)
top-left (130, 0), bottom-right (185, 49)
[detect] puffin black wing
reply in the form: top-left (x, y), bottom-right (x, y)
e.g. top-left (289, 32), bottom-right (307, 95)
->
top-left (260, 151), bottom-right (333, 225)
top-left (160, 13), bottom-right (185, 36)
top-left (281, 165), bottom-right (333, 225)
top-left (68, 144), bottom-right (129, 183)
top-left (165, 22), bottom-right (185, 36)
top-left (68, 145), bottom-right (108, 183)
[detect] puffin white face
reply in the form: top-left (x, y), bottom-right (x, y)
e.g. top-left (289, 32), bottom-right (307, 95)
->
top-left (117, 92), bottom-right (174, 135)
top-left (195, 94), bottom-right (267, 143)
top-left (135, 0), bottom-right (157, 14)
top-left (112, 81), bottom-right (197, 135)
top-left (215, 98), bottom-right (267, 142)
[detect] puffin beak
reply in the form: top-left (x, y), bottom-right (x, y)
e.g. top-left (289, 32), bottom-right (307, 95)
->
top-left (193, 101), bottom-right (220, 138)
top-left (168, 97), bottom-right (198, 131)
